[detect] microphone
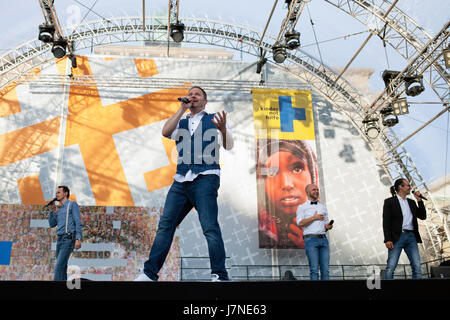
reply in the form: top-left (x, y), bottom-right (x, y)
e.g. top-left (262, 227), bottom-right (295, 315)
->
top-left (412, 190), bottom-right (427, 201)
top-left (44, 198), bottom-right (58, 208)
top-left (178, 97), bottom-right (190, 104)
top-left (325, 220), bottom-right (334, 232)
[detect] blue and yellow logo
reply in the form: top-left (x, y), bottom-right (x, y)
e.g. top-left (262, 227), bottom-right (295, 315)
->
top-left (252, 88), bottom-right (314, 140)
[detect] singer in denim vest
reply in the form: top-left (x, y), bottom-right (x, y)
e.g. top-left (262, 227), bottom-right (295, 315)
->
top-left (136, 86), bottom-right (233, 282)
top-left (47, 186), bottom-right (82, 281)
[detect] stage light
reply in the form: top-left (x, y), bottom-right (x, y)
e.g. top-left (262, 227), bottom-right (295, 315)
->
top-left (362, 117), bottom-right (380, 139)
top-left (256, 57), bottom-right (267, 74)
top-left (69, 54), bottom-right (77, 69)
top-left (381, 106), bottom-right (399, 127)
top-left (170, 22), bottom-right (185, 43)
top-left (38, 23), bottom-right (55, 43)
top-left (404, 74), bottom-right (424, 97)
top-left (444, 46), bottom-right (450, 69)
top-left (51, 39), bottom-right (67, 59)
top-left (272, 44), bottom-right (287, 63)
top-left (391, 97), bottom-right (409, 116)
top-left (285, 31), bottom-right (300, 50)
top-left (382, 70), bottom-right (401, 93)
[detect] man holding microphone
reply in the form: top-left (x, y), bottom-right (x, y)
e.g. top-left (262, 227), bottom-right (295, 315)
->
top-left (47, 186), bottom-right (82, 281)
top-left (135, 86), bottom-right (233, 282)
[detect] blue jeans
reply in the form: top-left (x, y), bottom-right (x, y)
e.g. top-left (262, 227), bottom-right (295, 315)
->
top-left (304, 236), bottom-right (330, 280)
top-left (54, 235), bottom-right (75, 281)
top-left (384, 231), bottom-right (422, 279)
top-left (144, 174), bottom-right (228, 280)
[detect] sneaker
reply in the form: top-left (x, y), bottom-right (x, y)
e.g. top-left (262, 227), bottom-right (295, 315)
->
top-left (211, 274), bottom-right (230, 282)
top-left (134, 273), bottom-right (154, 281)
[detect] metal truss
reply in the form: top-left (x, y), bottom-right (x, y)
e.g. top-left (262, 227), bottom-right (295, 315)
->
top-left (23, 74), bottom-right (309, 92)
top-left (366, 21), bottom-right (449, 116)
top-left (325, 0), bottom-right (450, 259)
top-left (275, 0), bottom-right (305, 44)
top-left (326, 0), bottom-right (449, 109)
top-left (0, 12), bottom-right (448, 260)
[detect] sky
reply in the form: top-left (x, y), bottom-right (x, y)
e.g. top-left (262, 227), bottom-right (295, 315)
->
top-left (0, 0), bottom-right (449, 185)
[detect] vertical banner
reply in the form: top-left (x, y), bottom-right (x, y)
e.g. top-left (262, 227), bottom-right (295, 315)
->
top-left (252, 89), bottom-right (319, 249)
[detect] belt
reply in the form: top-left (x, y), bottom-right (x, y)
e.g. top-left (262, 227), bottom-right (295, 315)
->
top-left (57, 233), bottom-right (74, 240)
top-left (303, 234), bottom-right (326, 239)
top-left (402, 229), bottom-right (414, 233)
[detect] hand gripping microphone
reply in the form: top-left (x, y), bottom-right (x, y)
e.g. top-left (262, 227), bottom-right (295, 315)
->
top-left (44, 198), bottom-right (58, 208)
top-left (178, 97), bottom-right (190, 104)
top-left (411, 190), bottom-right (427, 201)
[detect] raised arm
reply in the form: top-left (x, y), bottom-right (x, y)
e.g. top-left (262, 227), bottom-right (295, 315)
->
top-left (162, 102), bottom-right (190, 138)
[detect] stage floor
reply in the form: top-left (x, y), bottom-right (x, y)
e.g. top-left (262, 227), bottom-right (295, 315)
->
top-left (1, 279), bottom-right (449, 318)
top-left (1, 279), bottom-right (449, 301)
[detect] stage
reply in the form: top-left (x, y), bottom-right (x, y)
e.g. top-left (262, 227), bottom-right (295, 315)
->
top-left (0, 279), bottom-right (448, 318)
top-left (1, 279), bottom-right (449, 301)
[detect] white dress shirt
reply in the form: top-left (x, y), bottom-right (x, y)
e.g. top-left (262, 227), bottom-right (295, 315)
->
top-left (396, 195), bottom-right (414, 231)
top-left (170, 111), bottom-right (233, 183)
top-left (296, 200), bottom-right (329, 236)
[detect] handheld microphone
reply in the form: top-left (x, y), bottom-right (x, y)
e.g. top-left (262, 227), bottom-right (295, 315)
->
top-left (44, 197), bottom-right (58, 208)
top-left (412, 190), bottom-right (427, 201)
top-left (178, 97), bottom-right (190, 104)
top-left (325, 220), bottom-right (334, 232)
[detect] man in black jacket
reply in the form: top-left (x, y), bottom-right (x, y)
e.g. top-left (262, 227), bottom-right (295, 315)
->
top-left (383, 178), bottom-right (427, 279)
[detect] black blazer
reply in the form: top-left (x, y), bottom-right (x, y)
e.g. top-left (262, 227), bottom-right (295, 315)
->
top-left (382, 196), bottom-right (426, 244)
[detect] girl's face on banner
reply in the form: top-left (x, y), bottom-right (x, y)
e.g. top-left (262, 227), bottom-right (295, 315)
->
top-left (263, 151), bottom-right (311, 215)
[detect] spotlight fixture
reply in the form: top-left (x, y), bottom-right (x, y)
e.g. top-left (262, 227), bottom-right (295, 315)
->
top-left (272, 44), bottom-right (287, 64)
top-left (68, 54), bottom-right (77, 69)
top-left (362, 117), bottom-right (380, 139)
top-left (38, 23), bottom-right (55, 43)
top-left (380, 106), bottom-right (399, 127)
top-left (391, 97), bottom-right (409, 116)
top-left (256, 57), bottom-right (267, 74)
top-left (285, 31), bottom-right (300, 50)
top-left (382, 70), bottom-right (401, 93)
top-left (444, 46), bottom-right (450, 69)
top-left (51, 38), bottom-right (67, 59)
top-left (170, 22), bottom-right (185, 43)
top-left (404, 74), bottom-right (425, 97)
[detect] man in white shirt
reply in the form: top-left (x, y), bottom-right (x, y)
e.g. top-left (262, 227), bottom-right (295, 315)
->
top-left (383, 178), bottom-right (427, 279)
top-left (135, 86), bottom-right (233, 282)
top-left (297, 184), bottom-right (333, 280)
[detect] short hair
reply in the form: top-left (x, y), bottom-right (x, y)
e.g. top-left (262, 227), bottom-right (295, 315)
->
top-left (189, 86), bottom-right (207, 100)
top-left (58, 185), bottom-right (70, 199)
top-left (305, 184), bottom-right (317, 195)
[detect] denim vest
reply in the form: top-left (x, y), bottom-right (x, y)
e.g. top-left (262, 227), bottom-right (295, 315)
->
top-left (175, 113), bottom-right (220, 176)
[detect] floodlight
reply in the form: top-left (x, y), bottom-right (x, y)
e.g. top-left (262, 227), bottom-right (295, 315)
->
top-left (51, 39), bottom-right (67, 59)
top-left (256, 57), bottom-right (267, 74)
top-left (170, 22), bottom-right (185, 43)
top-left (285, 31), bottom-right (300, 50)
top-left (381, 106), bottom-right (399, 127)
top-left (382, 70), bottom-right (401, 93)
top-left (444, 46), bottom-right (450, 69)
top-left (272, 44), bottom-right (287, 63)
top-left (38, 23), bottom-right (55, 43)
top-left (362, 117), bottom-right (380, 139)
top-left (391, 97), bottom-right (409, 116)
top-left (404, 74), bottom-right (425, 97)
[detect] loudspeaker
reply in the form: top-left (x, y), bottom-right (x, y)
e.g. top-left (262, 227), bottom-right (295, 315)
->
top-left (430, 266), bottom-right (450, 278)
